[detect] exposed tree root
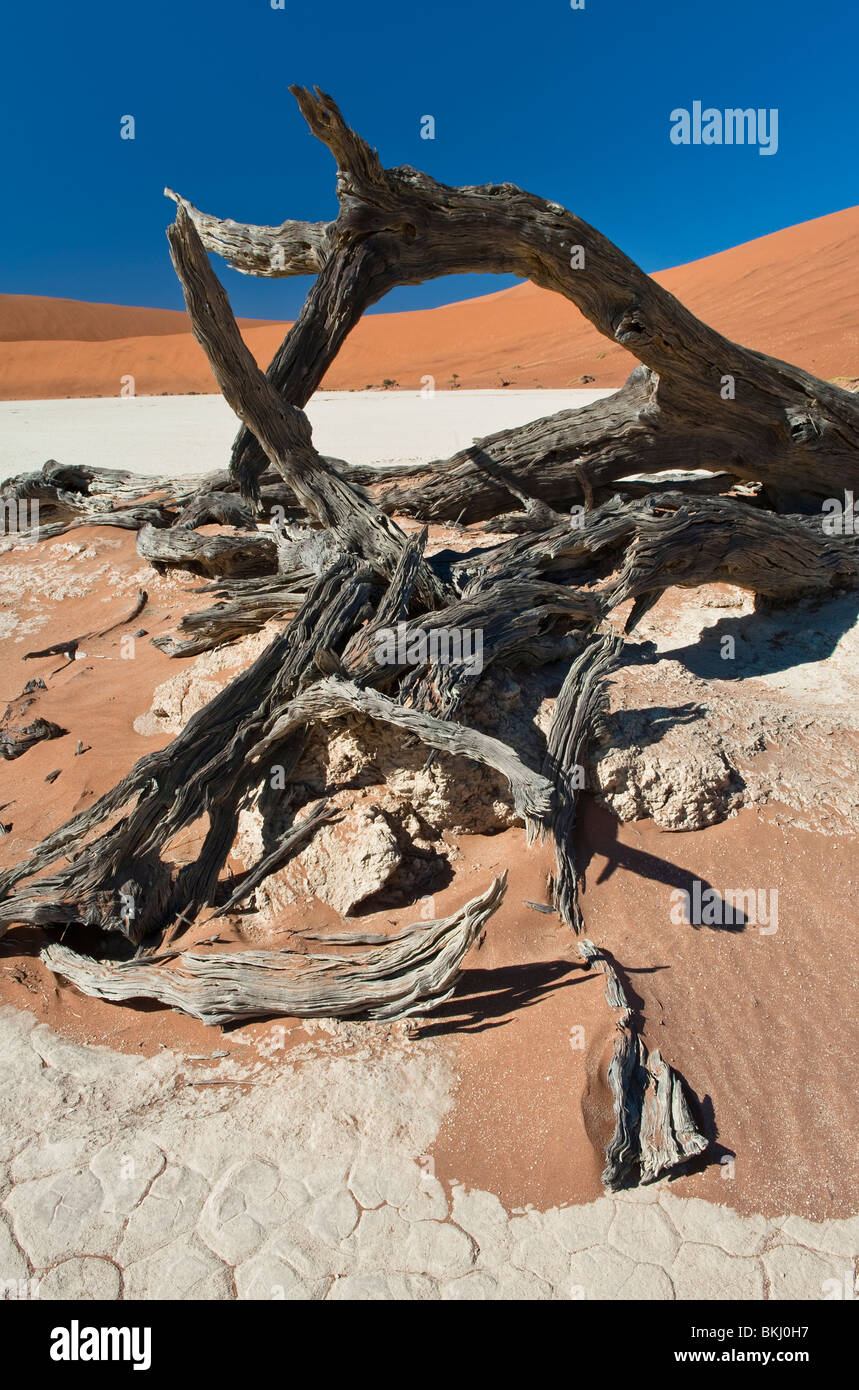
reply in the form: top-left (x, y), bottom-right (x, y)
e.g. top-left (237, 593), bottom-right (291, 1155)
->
top-left (543, 635), bottom-right (623, 929)
top-left (41, 875), bottom-right (507, 1026)
top-left (580, 939), bottom-right (708, 1189)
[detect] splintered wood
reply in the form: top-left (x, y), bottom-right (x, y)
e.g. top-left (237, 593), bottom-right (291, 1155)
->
top-left (579, 939), bottom-right (708, 1189)
top-left (42, 876), bottom-right (507, 1026)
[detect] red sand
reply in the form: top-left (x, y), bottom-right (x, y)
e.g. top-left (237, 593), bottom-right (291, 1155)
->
top-left (2, 207), bottom-right (857, 399)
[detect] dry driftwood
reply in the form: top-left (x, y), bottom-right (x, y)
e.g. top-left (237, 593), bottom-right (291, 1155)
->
top-left (152, 572), bottom-right (314, 658)
top-left (136, 524), bottom-right (278, 578)
top-left (340, 526), bottom-right (429, 668)
top-left (579, 938), bottom-right (707, 1189)
top-left (41, 874), bottom-right (507, 1026)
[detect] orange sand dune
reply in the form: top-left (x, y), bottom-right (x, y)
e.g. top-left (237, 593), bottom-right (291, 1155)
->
top-left (0, 293), bottom-right (277, 343)
top-left (1, 206), bottom-right (857, 400)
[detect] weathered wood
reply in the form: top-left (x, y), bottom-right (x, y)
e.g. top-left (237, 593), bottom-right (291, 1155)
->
top-left (0, 560), bottom-right (378, 938)
top-left (136, 523), bottom-right (278, 578)
top-left (174, 491), bottom-right (260, 531)
top-left (152, 572), bottom-right (314, 658)
top-left (346, 579), bottom-right (598, 717)
top-left (41, 874), bottom-right (507, 1026)
top-left (543, 635), bottom-right (623, 929)
top-left (164, 187), bottom-right (330, 277)
top-left (169, 90), bottom-right (859, 511)
top-left (579, 939), bottom-right (707, 1189)
top-left (1, 459), bottom-right (181, 539)
top-left (0, 689), bottom-right (66, 760)
top-left (251, 676), bottom-right (555, 831)
top-left (374, 456), bottom-right (742, 531)
top-left (605, 493), bottom-right (859, 619)
top-left (166, 205), bottom-right (449, 611)
top-left (341, 526), bottom-right (429, 669)
top-left (4, 88), bottom-right (856, 1206)
top-left (460, 492), bottom-right (859, 619)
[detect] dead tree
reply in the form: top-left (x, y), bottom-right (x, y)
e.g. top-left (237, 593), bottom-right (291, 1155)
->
top-left (167, 88), bottom-right (859, 521)
top-left (3, 87), bottom-right (858, 1188)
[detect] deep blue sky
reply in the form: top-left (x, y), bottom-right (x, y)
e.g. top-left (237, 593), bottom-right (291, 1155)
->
top-left (2, 0), bottom-right (856, 319)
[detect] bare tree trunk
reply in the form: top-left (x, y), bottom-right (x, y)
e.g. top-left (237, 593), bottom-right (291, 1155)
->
top-left (171, 87), bottom-right (859, 513)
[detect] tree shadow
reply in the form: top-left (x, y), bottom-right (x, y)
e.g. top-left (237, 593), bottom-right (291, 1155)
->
top-left (607, 700), bottom-right (707, 749)
top-left (658, 590), bottom-right (859, 682)
top-left (411, 958), bottom-right (590, 1038)
top-left (577, 802), bottom-right (747, 931)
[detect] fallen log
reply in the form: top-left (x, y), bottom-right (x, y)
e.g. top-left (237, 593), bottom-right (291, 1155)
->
top-left (136, 524), bottom-right (278, 578)
top-left (1, 460), bottom-right (182, 539)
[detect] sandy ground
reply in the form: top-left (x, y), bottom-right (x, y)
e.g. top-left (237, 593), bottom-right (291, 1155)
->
top-left (0, 394), bottom-right (856, 1300)
top-left (0, 389), bottom-right (613, 482)
top-left (2, 1002), bottom-right (856, 1302)
top-left (1, 206), bottom-right (857, 400)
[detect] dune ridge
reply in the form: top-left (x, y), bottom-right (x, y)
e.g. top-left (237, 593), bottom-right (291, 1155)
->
top-left (1, 206), bottom-right (857, 400)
